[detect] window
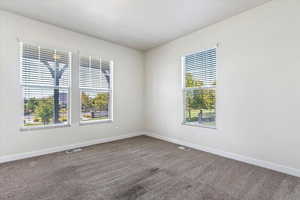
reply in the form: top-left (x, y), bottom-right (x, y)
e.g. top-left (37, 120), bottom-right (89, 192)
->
top-left (182, 48), bottom-right (216, 128)
top-left (80, 56), bottom-right (113, 123)
top-left (20, 43), bottom-right (72, 128)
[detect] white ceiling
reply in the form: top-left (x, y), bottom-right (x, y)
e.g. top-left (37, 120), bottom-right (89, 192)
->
top-left (0, 0), bottom-right (271, 50)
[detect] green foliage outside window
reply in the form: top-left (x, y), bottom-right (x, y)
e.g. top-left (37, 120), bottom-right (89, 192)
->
top-left (81, 92), bottom-right (109, 121)
top-left (81, 92), bottom-right (109, 113)
top-left (35, 98), bottom-right (54, 125)
top-left (185, 73), bottom-right (216, 126)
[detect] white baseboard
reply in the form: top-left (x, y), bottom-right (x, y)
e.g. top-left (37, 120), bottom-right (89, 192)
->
top-left (0, 132), bottom-right (143, 164)
top-left (145, 132), bottom-right (300, 178)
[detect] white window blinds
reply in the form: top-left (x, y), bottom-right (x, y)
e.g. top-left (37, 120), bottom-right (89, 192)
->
top-left (79, 57), bottom-right (111, 89)
top-left (20, 43), bottom-right (72, 128)
top-left (79, 56), bottom-right (113, 123)
top-left (183, 48), bottom-right (216, 128)
top-left (185, 48), bottom-right (216, 88)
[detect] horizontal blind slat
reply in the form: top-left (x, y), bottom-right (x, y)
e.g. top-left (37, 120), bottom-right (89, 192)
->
top-left (21, 43), bottom-right (71, 88)
top-left (185, 48), bottom-right (216, 88)
top-left (79, 56), bottom-right (111, 90)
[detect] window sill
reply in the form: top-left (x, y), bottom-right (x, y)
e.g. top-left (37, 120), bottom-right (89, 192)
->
top-left (20, 123), bottom-right (71, 132)
top-left (79, 119), bottom-right (113, 126)
top-left (182, 122), bottom-right (216, 130)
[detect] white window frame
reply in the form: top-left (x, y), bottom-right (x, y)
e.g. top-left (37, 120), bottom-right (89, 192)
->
top-left (19, 42), bottom-right (72, 131)
top-left (79, 56), bottom-right (114, 125)
top-left (182, 47), bottom-right (217, 129)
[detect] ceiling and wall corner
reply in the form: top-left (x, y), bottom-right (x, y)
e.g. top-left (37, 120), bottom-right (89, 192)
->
top-left (0, 0), bottom-right (272, 51)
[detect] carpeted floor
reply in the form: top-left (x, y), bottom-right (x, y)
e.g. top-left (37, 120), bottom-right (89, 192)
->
top-left (1, 136), bottom-right (300, 200)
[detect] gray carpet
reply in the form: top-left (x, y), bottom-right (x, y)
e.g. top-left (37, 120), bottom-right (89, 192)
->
top-left (1, 136), bottom-right (300, 200)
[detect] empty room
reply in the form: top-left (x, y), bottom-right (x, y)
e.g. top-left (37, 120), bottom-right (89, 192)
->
top-left (0, 0), bottom-right (300, 199)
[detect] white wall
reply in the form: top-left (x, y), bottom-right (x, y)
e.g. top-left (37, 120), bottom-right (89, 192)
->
top-left (0, 11), bottom-right (144, 157)
top-left (145, 0), bottom-right (300, 171)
